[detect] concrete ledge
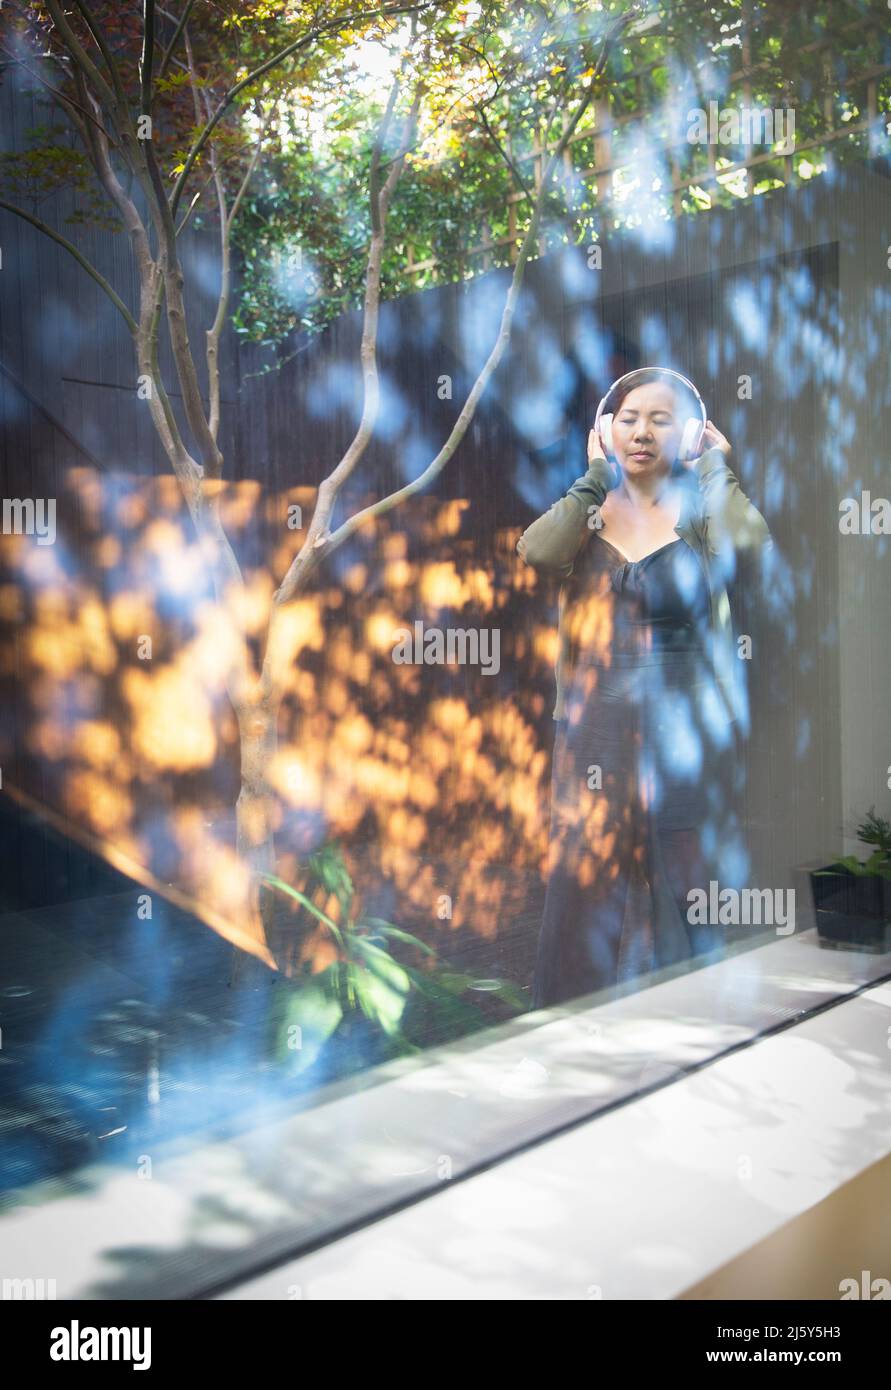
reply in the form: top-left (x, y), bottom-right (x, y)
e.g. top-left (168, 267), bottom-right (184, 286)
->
top-left (0, 929), bottom-right (888, 1299)
top-left (221, 977), bottom-right (891, 1300)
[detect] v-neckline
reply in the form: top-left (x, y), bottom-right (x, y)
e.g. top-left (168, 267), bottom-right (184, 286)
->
top-left (596, 532), bottom-right (684, 566)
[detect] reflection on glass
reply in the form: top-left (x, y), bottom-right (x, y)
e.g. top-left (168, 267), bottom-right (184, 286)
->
top-left (0, 0), bottom-right (888, 1298)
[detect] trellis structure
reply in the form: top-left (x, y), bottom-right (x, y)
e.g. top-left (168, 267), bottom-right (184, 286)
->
top-left (403, 3), bottom-right (891, 284)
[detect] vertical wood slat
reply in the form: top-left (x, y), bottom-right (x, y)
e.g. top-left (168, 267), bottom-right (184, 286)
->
top-left (741, 0), bottom-right (755, 199)
top-left (530, 122), bottom-right (546, 260)
top-left (508, 199), bottom-right (518, 262)
top-left (707, 138), bottom-right (718, 205)
top-left (823, 52), bottom-right (835, 132)
top-left (592, 98), bottom-right (613, 223)
top-left (867, 78), bottom-right (879, 156)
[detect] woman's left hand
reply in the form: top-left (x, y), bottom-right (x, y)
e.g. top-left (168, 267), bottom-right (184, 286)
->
top-left (699, 419), bottom-right (732, 458)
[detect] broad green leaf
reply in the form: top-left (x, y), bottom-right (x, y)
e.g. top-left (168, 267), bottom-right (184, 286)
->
top-left (362, 919), bottom-right (437, 956)
top-left (271, 970), bottom-right (343, 1071)
top-left (344, 959), bottom-right (408, 1037)
top-left (261, 873), bottom-right (345, 947)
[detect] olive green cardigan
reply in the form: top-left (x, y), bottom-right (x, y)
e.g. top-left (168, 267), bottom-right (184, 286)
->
top-left (517, 447), bottom-right (773, 724)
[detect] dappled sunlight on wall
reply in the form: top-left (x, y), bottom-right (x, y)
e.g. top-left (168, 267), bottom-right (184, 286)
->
top-left (0, 466), bottom-right (561, 969)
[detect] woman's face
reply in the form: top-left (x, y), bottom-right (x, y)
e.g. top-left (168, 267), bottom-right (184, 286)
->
top-left (609, 381), bottom-right (688, 478)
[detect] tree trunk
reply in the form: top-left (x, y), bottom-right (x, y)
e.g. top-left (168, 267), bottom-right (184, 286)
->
top-left (233, 699), bottom-right (281, 978)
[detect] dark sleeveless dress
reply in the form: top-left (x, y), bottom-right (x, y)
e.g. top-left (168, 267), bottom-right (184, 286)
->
top-left (532, 531), bottom-right (742, 1008)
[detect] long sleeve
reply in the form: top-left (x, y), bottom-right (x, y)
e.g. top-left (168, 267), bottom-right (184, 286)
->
top-left (517, 455), bottom-right (617, 579)
top-left (693, 446), bottom-right (772, 558)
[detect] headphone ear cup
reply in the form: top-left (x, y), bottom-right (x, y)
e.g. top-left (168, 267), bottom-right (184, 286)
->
top-left (679, 418), bottom-right (701, 461)
top-left (599, 413), bottom-right (615, 457)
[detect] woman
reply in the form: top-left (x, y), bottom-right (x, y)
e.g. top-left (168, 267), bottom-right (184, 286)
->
top-left (517, 368), bottom-right (772, 1008)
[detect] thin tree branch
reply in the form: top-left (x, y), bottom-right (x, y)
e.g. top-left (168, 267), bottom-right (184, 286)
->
top-left (43, 0), bottom-right (120, 126)
top-left (0, 43), bottom-right (120, 149)
top-left (140, 0), bottom-right (156, 114)
top-left (374, 65), bottom-right (505, 180)
top-left (0, 196), bottom-right (137, 333)
top-left (174, 170), bottom-right (216, 235)
top-left (182, 21), bottom-right (205, 125)
top-left (184, 20), bottom-right (265, 447)
top-left (270, 2), bottom-right (645, 608)
top-left (135, 112), bottom-right (223, 474)
top-left (74, 72), bottom-right (200, 502)
top-left (169, 1), bottom-right (446, 217)
top-left (476, 98), bottom-right (533, 201)
top-left (13, 0), bottom-right (251, 710)
top-left (52, 0), bottom-right (157, 237)
top-left (74, 72), bottom-right (154, 284)
top-left (226, 111), bottom-right (270, 231)
top-left (268, 72), bottom-right (423, 622)
top-left (73, 0), bottom-right (130, 112)
top-left (201, 103), bottom-right (271, 442)
top-left (145, 274), bottom-right (195, 480)
top-left (157, 0), bottom-right (198, 84)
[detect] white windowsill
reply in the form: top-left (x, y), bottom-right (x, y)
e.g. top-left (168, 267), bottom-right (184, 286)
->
top-left (1, 927), bottom-right (889, 1299)
top-left (222, 972), bottom-right (891, 1300)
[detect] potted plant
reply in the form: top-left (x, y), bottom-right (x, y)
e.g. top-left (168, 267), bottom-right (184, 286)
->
top-left (808, 809), bottom-right (891, 953)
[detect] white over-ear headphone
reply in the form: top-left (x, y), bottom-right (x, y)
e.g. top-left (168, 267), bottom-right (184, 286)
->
top-left (594, 367), bottom-right (707, 464)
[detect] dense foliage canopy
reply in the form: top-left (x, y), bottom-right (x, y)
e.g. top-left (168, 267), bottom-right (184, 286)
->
top-left (2, 1), bottom-right (888, 349)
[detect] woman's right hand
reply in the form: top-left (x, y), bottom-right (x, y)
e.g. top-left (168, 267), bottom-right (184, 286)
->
top-left (587, 427), bottom-right (621, 489)
top-left (587, 426), bottom-right (607, 465)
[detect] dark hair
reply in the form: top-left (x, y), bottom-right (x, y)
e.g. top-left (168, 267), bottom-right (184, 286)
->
top-left (605, 368), bottom-right (702, 426)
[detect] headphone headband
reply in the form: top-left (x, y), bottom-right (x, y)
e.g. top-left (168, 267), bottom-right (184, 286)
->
top-left (593, 366), bottom-right (707, 464)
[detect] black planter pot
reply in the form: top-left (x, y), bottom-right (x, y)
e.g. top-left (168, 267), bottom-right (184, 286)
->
top-left (807, 863), bottom-right (891, 953)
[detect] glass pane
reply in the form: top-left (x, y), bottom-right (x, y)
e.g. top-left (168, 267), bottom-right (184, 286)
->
top-left (0, 0), bottom-right (889, 1299)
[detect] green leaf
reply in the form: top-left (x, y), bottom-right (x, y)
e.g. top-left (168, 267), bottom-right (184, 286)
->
top-left (815, 853), bottom-right (891, 881)
top-left (349, 935), bottom-right (411, 990)
top-left (343, 951), bottom-right (409, 1037)
top-left (855, 808), bottom-right (891, 855)
top-left (362, 919), bottom-right (437, 956)
top-left (308, 841), bottom-right (354, 918)
top-left (402, 966), bottom-right (490, 1034)
top-left (260, 873), bottom-right (345, 947)
top-left (270, 968), bottom-right (343, 1071)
